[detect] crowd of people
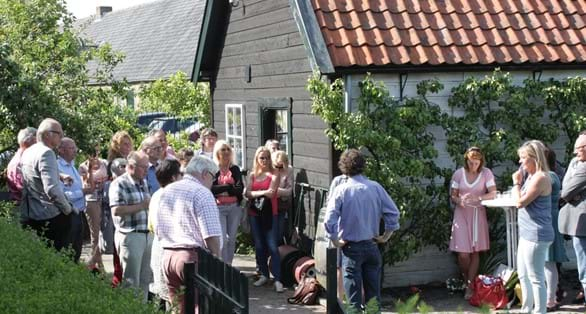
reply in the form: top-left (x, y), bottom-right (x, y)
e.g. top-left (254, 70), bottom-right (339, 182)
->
top-left (449, 138), bottom-right (586, 314)
top-left (6, 118), bottom-right (294, 313)
top-left (6, 117), bottom-right (586, 313)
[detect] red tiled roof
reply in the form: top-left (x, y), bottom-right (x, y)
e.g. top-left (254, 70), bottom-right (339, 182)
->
top-left (310, 0), bottom-right (586, 67)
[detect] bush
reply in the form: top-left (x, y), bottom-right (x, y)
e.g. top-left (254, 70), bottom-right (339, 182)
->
top-left (0, 217), bottom-right (158, 313)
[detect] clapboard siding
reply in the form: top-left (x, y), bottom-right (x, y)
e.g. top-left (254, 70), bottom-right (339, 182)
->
top-left (212, 0), bottom-right (329, 186)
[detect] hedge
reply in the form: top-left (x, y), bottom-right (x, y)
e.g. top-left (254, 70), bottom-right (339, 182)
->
top-left (0, 212), bottom-right (158, 313)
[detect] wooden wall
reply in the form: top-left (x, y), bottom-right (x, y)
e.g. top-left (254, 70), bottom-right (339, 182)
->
top-left (211, 0), bottom-right (331, 240)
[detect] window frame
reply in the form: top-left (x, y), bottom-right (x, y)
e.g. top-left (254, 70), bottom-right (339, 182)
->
top-left (258, 97), bottom-right (292, 157)
top-left (224, 104), bottom-right (246, 168)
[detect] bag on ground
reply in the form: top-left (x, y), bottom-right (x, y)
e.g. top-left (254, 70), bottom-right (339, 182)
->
top-left (287, 274), bottom-right (322, 305)
top-left (469, 275), bottom-right (508, 309)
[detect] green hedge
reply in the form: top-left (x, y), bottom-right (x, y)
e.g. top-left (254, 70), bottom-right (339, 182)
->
top-left (0, 213), bottom-right (158, 313)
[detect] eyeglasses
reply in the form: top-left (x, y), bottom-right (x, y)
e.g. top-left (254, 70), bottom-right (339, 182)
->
top-left (220, 148), bottom-right (231, 152)
top-left (149, 146), bottom-right (163, 152)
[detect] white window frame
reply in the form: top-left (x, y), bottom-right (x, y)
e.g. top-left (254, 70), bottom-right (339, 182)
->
top-left (225, 104), bottom-right (246, 168)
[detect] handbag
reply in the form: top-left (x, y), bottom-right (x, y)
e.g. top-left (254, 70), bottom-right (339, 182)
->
top-left (287, 274), bottom-right (322, 305)
top-left (250, 197), bottom-right (267, 212)
top-left (469, 275), bottom-right (508, 309)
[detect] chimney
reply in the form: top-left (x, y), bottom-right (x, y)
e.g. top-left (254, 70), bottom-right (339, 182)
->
top-left (96, 6), bottom-right (112, 18)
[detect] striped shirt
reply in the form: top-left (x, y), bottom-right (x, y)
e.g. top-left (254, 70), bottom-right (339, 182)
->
top-left (156, 175), bottom-right (223, 250)
top-left (109, 172), bottom-right (150, 233)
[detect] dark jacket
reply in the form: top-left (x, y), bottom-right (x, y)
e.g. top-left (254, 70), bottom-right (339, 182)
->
top-left (211, 164), bottom-right (244, 204)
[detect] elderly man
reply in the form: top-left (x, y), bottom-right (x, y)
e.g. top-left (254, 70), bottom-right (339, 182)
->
top-left (324, 149), bottom-right (400, 311)
top-left (20, 118), bottom-right (73, 251)
top-left (157, 156), bottom-right (222, 313)
top-left (149, 128), bottom-right (176, 160)
top-left (265, 139), bottom-right (280, 153)
top-left (57, 137), bottom-right (88, 263)
top-left (560, 131), bottom-right (586, 306)
top-left (109, 151), bottom-right (152, 300)
top-left (7, 127), bottom-right (37, 203)
top-left (140, 136), bottom-right (163, 193)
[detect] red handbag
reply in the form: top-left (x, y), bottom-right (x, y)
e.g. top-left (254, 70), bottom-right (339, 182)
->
top-left (469, 275), bottom-right (508, 309)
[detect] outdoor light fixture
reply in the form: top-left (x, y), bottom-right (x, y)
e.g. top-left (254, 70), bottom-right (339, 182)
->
top-left (229, 0), bottom-right (240, 7)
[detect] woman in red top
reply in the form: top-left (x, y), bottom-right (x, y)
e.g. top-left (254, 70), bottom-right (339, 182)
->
top-left (245, 146), bottom-right (283, 292)
top-left (211, 140), bottom-right (244, 265)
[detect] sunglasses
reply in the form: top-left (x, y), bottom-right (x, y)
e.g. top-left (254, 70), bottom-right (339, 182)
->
top-left (258, 156), bottom-right (269, 160)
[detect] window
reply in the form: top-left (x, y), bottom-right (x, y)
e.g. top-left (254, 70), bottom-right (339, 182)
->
top-left (225, 104), bottom-right (245, 167)
top-left (259, 98), bottom-right (291, 155)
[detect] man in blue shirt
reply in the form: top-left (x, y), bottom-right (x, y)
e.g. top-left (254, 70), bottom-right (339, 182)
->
top-left (58, 137), bottom-right (88, 263)
top-left (324, 149), bottom-right (400, 311)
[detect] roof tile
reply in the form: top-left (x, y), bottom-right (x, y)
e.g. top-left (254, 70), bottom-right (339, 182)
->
top-left (311, 0), bottom-right (586, 67)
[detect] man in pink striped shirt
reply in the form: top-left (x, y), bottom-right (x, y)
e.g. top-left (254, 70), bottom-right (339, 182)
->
top-left (156, 155), bottom-right (222, 313)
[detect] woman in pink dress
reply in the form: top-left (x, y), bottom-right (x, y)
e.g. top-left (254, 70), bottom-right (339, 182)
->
top-left (449, 147), bottom-right (497, 299)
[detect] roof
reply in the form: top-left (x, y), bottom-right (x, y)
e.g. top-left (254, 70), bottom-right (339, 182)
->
top-left (77, 0), bottom-right (206, 83)
top-left (309, 0), bottom-right (586, 68)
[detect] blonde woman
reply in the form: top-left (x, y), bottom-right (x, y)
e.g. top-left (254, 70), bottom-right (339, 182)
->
top-left (272, 150), bottom-right (293, 242)
top-left (245, 146), bottom-right (283, 292)
top-left (512, 140), bottom-right (554, 314)
top-left (211, 140), bottom-right (244, 264)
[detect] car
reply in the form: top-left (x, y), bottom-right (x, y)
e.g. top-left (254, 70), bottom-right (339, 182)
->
top-left (137, 112), bottom-right (167, 128)
top-left (147, 116), bottom-right (200, 140)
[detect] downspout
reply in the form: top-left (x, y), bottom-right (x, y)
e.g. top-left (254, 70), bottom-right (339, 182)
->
top-left (344, 75), bottom-right (352, 113)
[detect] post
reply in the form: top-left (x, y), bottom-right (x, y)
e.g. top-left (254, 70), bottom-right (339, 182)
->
top-left (327, 247), bottom-right (342, 314)
top-left (184, 262), bottom-right (196, 314)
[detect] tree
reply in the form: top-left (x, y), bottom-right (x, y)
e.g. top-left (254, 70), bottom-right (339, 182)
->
top-left (308, 72), bottom-right (452, 265)
top-left (138, 71), bottom-right (210, 127)
top-left (0, 0), bottom-right (138, 157)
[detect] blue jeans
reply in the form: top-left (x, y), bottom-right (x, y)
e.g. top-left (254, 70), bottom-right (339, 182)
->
top-left (517, 238), bottom-right (552, 314)
top-left (573, 236), bottom-right (586, 294)
top-left (249, 215), bottom-right (281, 281)
top-left (341, 240), bottom-right (382, 311)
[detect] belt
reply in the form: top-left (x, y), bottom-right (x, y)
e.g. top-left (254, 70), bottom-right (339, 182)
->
top-left (164, 247), bottom-right (197, 251)
top-left (134, 230), bottom-right (149, 234)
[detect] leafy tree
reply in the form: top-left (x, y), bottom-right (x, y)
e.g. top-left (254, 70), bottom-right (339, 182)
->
top-left (308, 72), bottom-right (452, 265)
top-left (0, 0), bottom-right (138, 157)
top-left (138, 71), bottom-right (210, 127)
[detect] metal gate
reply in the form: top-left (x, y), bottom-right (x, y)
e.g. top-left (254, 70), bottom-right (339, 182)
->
top-left (184, 248), bottom-right (248, 314)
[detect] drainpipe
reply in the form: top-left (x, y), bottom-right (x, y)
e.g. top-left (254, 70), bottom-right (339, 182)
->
top-left (344, 75), bottom-right (352, 113)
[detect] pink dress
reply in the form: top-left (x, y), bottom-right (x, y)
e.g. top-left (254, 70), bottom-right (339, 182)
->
top-left (449, 167), bottom-right (495, 253)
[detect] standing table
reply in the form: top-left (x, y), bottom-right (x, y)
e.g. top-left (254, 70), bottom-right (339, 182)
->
top-left (481, 198), bottom-right (518, 269)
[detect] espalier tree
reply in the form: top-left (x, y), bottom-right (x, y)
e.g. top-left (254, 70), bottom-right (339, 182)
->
top-left (0, 0), bottom-right (138, 157)
top-left (307, 72), bottom-right (453, 265)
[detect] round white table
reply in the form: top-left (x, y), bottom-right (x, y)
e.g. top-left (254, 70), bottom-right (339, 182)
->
top-left (481, 198), bottom-right (518, 269)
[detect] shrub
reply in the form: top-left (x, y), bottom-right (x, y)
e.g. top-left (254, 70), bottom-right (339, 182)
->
top-left (0, 217), bottom-right (158, 313)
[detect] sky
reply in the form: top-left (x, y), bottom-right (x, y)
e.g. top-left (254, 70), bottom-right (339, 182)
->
top-left (65, 0), bottom-right (159, 19)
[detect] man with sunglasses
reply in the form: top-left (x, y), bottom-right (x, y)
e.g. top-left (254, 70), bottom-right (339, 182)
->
top-left (560, 131), bottom-right (586, 306)
top-left (20, 118), bottom-right (73, 251)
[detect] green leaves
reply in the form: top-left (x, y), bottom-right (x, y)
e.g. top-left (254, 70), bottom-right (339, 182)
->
top-left (308, 72), bottom-right (451, 265)
top-left (0, 0), bottom-right (139, 156)
top-left (138, 71), bottom-right (211, 127)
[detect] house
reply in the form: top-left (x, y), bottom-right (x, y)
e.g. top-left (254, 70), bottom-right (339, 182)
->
top-left (76, 0), bottom-right (206, 107)
top-left (194, 0), bottom-right (586, 287)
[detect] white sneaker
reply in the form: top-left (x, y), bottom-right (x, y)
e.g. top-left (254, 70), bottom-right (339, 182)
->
top-left (274, 281), bottom-right (284, 293)
top-left (253, 275), bottom-right (268, 287)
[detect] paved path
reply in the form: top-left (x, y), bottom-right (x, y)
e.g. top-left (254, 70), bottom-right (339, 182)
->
top-left (81, 245), bottom-right (325, 313)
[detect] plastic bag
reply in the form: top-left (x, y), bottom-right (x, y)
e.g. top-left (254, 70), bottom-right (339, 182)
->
top-left (469, 275), bottom-right (509, 309)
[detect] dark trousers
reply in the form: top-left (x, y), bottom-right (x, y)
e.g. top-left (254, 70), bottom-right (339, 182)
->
top-left (23, 212), bottom-right (71, 251)
top-left (341, 240), bottom-right (382, 311)
top-left (68, 211), bottom-right (84, 263)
